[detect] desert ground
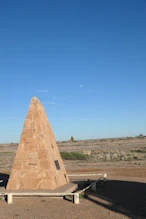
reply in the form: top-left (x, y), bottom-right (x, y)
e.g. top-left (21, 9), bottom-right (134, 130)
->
top-left (0, 137), bottom-right (146, 219)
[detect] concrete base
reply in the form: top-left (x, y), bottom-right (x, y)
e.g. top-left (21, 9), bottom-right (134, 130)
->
top-left (0, 182), bottom-right (79, 204)
top-left (0, 173), bottom-right (107, 205)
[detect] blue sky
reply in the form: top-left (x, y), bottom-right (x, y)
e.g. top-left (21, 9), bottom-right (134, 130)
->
top-left (0, 0), bottom-right (146, 143)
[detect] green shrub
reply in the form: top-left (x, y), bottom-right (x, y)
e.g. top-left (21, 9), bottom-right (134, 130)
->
top-left (60, 152), bottom-right (89, 160)
top-left (70, 136), bottom-right (74, 142)
top-left (99, 139), bottom-right (106, 141)
top-left (131, 149), bottom-right (146, 153)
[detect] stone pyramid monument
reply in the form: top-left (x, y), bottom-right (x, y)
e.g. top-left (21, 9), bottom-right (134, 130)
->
top-left (7, 97), bottom-right (69, 190)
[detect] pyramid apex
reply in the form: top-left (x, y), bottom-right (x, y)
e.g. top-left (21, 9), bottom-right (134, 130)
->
top-left (31, 96), bottom-right (40, 104)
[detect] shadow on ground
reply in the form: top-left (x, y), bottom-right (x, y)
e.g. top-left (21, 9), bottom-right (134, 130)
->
top-left (0, 173), bottom-right (9, 188)
top-left (84, 180), bottom-right (146, 219)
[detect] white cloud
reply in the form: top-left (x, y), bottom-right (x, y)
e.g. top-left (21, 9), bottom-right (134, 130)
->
top-left (37, 89), bottom-right (48, 93)
top-left (87, 89), bottom-right (95, 93)
top-left (42, 101), bottom-right (56, 105)
top-left (80, 84), bottom-right (83, 88)
top-left (55, 96), bottom-right (68, 100)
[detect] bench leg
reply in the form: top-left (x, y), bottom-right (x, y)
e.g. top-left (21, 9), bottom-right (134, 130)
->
top-left (7, 193), bottom-right (13, 204)
top-left (74, 193), bottom-right (79, 204)
top-left (103, 173), bottom-right (107, 181)
top-left (92, 183), bottom-right (96, 192)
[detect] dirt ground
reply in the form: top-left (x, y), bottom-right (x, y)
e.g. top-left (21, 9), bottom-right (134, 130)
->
top-left (0, 137), bottom-right (146, 219)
